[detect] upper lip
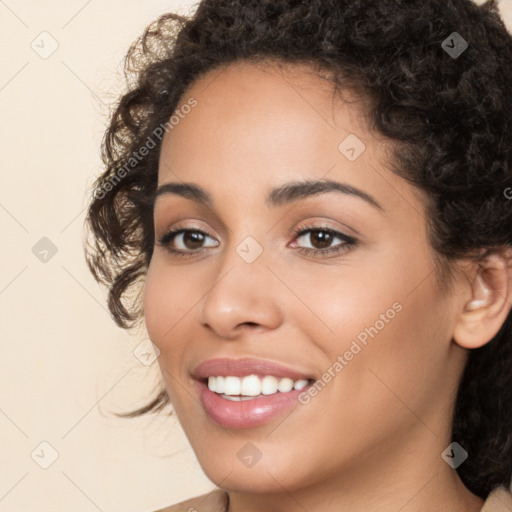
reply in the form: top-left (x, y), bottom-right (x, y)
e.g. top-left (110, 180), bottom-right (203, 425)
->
top-left (192, 357), bottom-right (316, 381)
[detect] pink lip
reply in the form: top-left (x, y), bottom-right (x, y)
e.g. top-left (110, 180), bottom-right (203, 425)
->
top-left (192, 358), bottom-right (316, 429)
top-left (192, 357), bottom-right (315, 381)
top-left (196, 380), bottom-right (313, 429)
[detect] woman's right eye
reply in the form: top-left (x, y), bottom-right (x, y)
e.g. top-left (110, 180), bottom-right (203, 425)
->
top-left (155, 228), bottom-right (219, 257)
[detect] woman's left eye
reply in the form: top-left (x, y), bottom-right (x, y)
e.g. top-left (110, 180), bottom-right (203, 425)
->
top-left (290, 226), bottom-right (357, 257)
top-left (155, 225), bottom-right (357, 258)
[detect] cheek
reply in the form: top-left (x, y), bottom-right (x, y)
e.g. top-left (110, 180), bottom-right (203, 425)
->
top-left (143, 263), bottom-right (193, 407)
top-left (143, 258), bottom-right (211, 375)
top-left (290, 250), bottom-right (449, 392)
top-left (143, 260), bottom-right (184, 352)
top-left (281, 261), bottom-right (404, 353)
top-left (328, 277), bottom-right (450, 426)
top-left (286, 274), bottom-right (450, 465)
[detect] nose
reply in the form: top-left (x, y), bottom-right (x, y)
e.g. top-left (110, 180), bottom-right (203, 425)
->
top-left (199, 244), bottom-right (283, 339)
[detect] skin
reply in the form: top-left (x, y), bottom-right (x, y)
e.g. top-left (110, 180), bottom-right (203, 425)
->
top-left (143, 60), bottom-right (512, 512)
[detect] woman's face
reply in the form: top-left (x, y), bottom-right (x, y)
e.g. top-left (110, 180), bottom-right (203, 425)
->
top-left (144, 61), bottom-right (468, 495)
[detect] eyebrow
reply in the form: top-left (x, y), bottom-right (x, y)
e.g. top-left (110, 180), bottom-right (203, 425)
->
top-left (154, 179), bottom-right (384, 211)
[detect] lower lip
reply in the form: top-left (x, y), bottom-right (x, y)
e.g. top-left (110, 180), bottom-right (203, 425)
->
top-left (197, 380), bottom-right (311, 429)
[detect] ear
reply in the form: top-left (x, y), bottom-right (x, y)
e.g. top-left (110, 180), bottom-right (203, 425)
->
top-left (453, 248), bottom-right (512, 349)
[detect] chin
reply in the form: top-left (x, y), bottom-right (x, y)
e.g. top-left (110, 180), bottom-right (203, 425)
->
top-left (195, 449), bottom-right (315, 495)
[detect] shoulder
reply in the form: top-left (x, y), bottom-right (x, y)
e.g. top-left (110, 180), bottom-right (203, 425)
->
top-left (481, 485), bottom-right (512, 512)
top-left (151, 485), bottom-right (512, 512)
top-left (152, 488), bottom-right (228, 512)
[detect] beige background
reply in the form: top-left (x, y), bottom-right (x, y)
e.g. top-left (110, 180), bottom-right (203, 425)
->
top-left (1, 1), bottom-right (511, 510)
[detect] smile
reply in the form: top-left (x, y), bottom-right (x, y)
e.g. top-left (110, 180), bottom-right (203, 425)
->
top-left (207, 374), bottom-right (311, 399)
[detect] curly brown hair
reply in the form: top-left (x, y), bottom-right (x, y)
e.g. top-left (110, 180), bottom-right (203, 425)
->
top-left (84, 0), bottom-right (512, 500)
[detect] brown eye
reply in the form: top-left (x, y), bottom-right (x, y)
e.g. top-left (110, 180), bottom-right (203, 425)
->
top-left (156, 228), bottom-right (219, 255)
top-left (291, 225), bottom-right (358, 258)
top-left (181, 231), bottom-right (206, 250)
top-left (307, 230), bottom-right (333, 249)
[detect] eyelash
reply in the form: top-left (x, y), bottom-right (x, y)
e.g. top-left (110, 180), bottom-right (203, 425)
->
top-left (155, 223), bottom-right (358, 259)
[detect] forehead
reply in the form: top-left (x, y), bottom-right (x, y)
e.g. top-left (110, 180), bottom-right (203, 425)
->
top-left (157, 60), bottom-right (426, 217)
top-left (167, 60), bottom-right (367, 141)
top-left (160, 61), bottom-right (366, 172)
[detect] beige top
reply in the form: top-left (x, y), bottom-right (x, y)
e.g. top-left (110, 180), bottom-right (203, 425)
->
top-left (155, 485), bottom-right (512, 512)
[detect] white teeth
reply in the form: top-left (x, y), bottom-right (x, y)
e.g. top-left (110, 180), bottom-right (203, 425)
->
top-left (206, 374), bottom-right (311, 397)
top-left (240, 375), bottom-right (261, 396)
top-left (221, 395), bottom-right (259, 401)
top-left (215, 376), bottom-right (225, 394)
top-left (294, 379), bottom-right (308, 390)
top-left (224, 376), bottom-right (241, 395)
top-left (261, 376), bottom-right (278, 395)
top-left (277, 377), bottom-right (294, 393)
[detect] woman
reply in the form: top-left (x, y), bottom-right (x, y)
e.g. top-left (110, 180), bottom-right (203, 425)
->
top-left (84, 0), bottom-right (512, 510)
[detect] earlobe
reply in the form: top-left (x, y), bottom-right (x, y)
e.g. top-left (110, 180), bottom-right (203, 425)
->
top-left (453, 250), bottom-right (512, 349)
